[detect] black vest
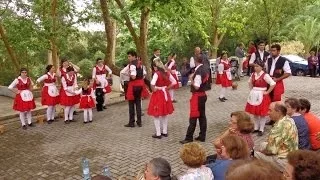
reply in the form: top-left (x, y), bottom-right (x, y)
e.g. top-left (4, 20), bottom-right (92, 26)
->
top-left (254, 51), bottom-right (270, 64)
top-left (130, 60), bottom-right (144, 81)
top-left (267, 56), bottom-right (287, 78)
top-left (191, 65), bottom-right (210, 92)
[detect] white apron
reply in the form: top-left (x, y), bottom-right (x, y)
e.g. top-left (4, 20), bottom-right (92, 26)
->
top-left (45, 83), bottom-right (59, 97)
top-left (65, 86), bottom-right (76, 96)
top-left (247, 87), bottom-right (266, 106)
top-left (226, 70), bottom-right (232, 80)
top-left (20, 90), bottom-right (33, 101)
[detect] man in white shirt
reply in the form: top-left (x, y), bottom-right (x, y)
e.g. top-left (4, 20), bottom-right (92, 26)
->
top-left (265, 44), bottom-right (291, 102)
top-left (249, 41), bottom-right (270, 69)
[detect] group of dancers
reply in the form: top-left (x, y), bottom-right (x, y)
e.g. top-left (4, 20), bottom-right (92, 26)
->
top-left (8, 43), bottom-right (291, 143)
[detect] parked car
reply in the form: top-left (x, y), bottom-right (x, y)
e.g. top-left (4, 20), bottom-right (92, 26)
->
top-left (282, 55), bottom-right (309, 76)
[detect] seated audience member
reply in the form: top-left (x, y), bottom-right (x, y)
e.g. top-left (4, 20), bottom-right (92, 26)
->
top-left (211, 111), bottom-right (254, 162)
top-left (255, 102), bottom-right (298, 171)
top-left (225, 159), bottom-right (283, 180)
top-left (299, 98), bottom-right (320, 151)
top-left (285, 98), bottom-right (311, 149)
top-left (284, 150), bottom-right (320, 180)
top-left (180, 142), bottom-right (214, 180)
top-left (143, 158), bottom-right (176, 180)
top-left (207, 135), bottom-right (249, 180)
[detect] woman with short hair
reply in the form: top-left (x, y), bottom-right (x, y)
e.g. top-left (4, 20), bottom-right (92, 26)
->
top-left (143, 158), bottom-right (175, 180)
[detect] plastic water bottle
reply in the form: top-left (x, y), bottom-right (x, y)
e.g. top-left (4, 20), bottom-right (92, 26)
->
top-left (82, 157), bottom-right (91, 180)
top-left (102, 166), bottom-right (111, 177)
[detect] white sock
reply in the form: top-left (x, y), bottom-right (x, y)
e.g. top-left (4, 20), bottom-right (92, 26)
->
top-left (161, 116), bottom-right (168, 134)
top-left (26, 111), bottom-right (32, 124)
top-left (254, 115), bottom-right (260, 130)
top-left (64, 106), bottom-right (71, 121)
top-left (219, 87), bottom-right (226, 98)
top-left (260, 116), bottom-right (267, 132)
top-left (153, 117), bottom-right (161, 136)
top-left (69, 106), bottom-right (75, 120)
top-left (51, 106), bottom-right (56, 120)
top-left (46, 106), bottom-right (54, 121)
top-left (88, 108), bottom-right (93, 121)
top-left (83, 109), bottom-right (88, 122)
top-left (169, 89), bottom-right (174, 101)
top-left (103, 94), bottom-right (107, 106)
top-left (19, 112), bottom-right (26, 126)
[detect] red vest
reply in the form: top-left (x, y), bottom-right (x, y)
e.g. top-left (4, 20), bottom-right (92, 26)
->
top-left (64, 75), bottom-right (75, 86)
top-left (60, 68), bottom-right (67, 77)
top-left (17, 78), bottom-right (31, 90)
top-left (155, 71), bottom-right (171, 87)
top-left (44, 73), bottom-right (56, 83)
top-left (95, 65), bottom-right (107, 75)
top-left (251, 73), bottom-right (268, 88)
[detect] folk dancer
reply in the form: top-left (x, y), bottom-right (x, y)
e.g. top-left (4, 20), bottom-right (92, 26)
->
top-left (216, 51), bottom-right (232, 102)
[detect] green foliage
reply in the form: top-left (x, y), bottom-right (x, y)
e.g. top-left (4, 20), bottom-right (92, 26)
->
top-left (78, 58), bottom-right (94, 79)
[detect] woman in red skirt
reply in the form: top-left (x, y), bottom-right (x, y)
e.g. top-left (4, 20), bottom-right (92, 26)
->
top-left (148, 58), bottom-right (177, 139)
top-left (60, 66), bottom-right (80, 124)
top-left (76, 78), bottom-right (95, 123)
top-left (245, 61), bottom-right (275, 136)
top-left (36, 65), bottom-right (60, 124)
top-left (8, 68), bottom-right (36, 130)
top-left (216, 51), bottom-right (232, 102)
top-left (166, 53), bottom-right (179, 103)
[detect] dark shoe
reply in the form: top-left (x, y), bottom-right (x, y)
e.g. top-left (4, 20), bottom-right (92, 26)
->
top-left (218, 97), bottom-right (225, 102)
top-left (172, 100), bottom-right (177, 103)
top-left (22, 125), bottom-right (27, 130)
top-left (28, 123), bottom-right (35, 127)
top-left (195, 137), bottom-right (205, 142)
top-left (136, 122), bottom-right (142, 127)
top-left (47, 120), bottom-right (52, 124)
top-left (222, 97), bottom-right (228, 100)
top-left (124, 124), bottom-right (135, 127)
top-left (89, 120), bottom-right (93, 123)
top-left (65, 120), bottom-right (70, 124)
top-left (69, 119), bottom-right (76, 122)
top-left (161, 133), bottom-right (168, 137)
top-left (103, 106), bottom-right (107, 109)
top-left (266, 121), bottom-right (275, 126)
top-left (253, 130), bottom-right (260, 133)
top-left (83, 121), bottom-right (88, 124)
top-left (180, 140), bottom-right (193, 144)
top-left (152, 134), bottom-right (162, 139)
top-left (73, 111), bottom-right (78, 115)
top-left (141, 113), bottom-right (145, 116)
top-left (258, 131), bottom-right (264, 136)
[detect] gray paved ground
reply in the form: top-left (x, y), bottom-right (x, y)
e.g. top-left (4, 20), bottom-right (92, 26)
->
top-left (0, 76), bottom-right (319, 180)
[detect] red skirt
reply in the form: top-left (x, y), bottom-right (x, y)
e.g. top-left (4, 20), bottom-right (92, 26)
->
top-left (245, 94), bottom-right (271, 116)
top-left (270, 80), bottom-right (284, 102)
top-left (126, 79), bottom-right (149, 100)
top-left (216, 73), bottom-right (232, 87)
top-left (148, 90), bottom-right (174, 116)
top-left (190, 92), bottom-right (206, 118)
top-left (104, 85), bottom-right (112, 93)
top-left (79, 96), bottom-right (95, 109)
top-left (60, 89), bottom-right (80, 106)
top-left (41, 86), bottom-right (60, 106)
top-left (13, 94), bottom-right (36, 112)
top-left (172, 73), bottom-right (179, 89)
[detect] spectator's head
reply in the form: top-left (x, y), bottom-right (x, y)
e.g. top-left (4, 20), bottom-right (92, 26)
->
top-left (153, 48), bottom-right (161, 57)
top-left (60, 57), bottom-right (69, 68)
top-left (153, 57), bottom-right (165, 72)
top-left (144, 158), bottom-right (172, 180)
top-left (230, 111), bottom-right (254, 134)
top-left (285, 98), bottom-right (301, 116)
top-left (220, 135), bottom-right (249, 160)
top-left (220, 50), bottom-right (228, 60)
top-left (253, 60), bottom-right (264, 73)
top-left (268, 102), bottom-right (287, 121)
top-left (285, 150), bottom-right (320, 180)
top-left (299, 98), bottom-right (311, 114)
top-left (92, 175), bottom-right (112, 180)
top-left (310, 50), bottom-right (315, 56)
top-left (258, 41), bottom-right (266, 51)
top-left (194, 47), bottom-right (201, 55)
top-left (249, 41), bottom-right (255, 47)
top-left (182, 57), bottom-right (188, 63)
top-left (66, 66), bottom-right (75, 75)
top-left (127, 50), bottom-right (137, 61)
top-left (180, 142), bottom-right (206, 168)
top-left (96, 57), bottom-right (104, 66)
top-left (270, 44), bottom-right (281, 57)
top-left (226, 159), bottom-right (282, 180)
top-left (238, 42), bottom-right (244, 48)
top-left (19, 68), bottom-right (28, 77)
top-left (45, 65), bottom-right (54, 74)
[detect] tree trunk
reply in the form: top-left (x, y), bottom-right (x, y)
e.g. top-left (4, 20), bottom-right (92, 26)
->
top-left (138, 6), bottom-right (150, 69)
top-left (48, 50), bottom-right (53, 64)
top-left (210, 0), bottom-right (224, 59)
top-left (100, 0), bottom-right (120, 75)
top-left (0, 22), bottom-right (20, 72)
top-left (51, 0), bottom-right (58, 69)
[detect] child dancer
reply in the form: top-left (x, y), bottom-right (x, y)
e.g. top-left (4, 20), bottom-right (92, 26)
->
top-left (245, 61), bottom-right (275, 136)
top-left (166, 53), bottom-right (179, 102)
top-left (216, 51), bottom-right (232, 102)
top-left (8, 68), bottom-right (36, 129)
top-left (60, 66), bottom-right (80, 124)
top-left (36, 65), bottom-right (60, 124)
top-left (148, 58), bottom-right (177, 139)
top-left (76, 78), bottom-right (95, 123)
